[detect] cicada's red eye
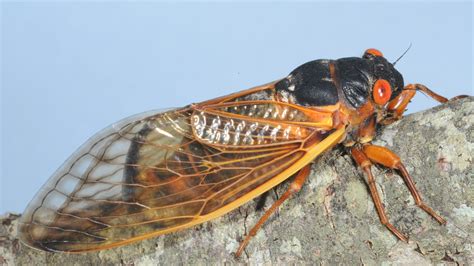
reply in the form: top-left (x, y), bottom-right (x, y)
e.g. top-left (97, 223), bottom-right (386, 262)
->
top-left (364, 48), bottom-right (384, 58)
top-left (373, 79), bottom-right (392, 105)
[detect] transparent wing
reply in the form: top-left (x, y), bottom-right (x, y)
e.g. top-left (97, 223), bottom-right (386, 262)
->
top-left (19, 85), bottom-right (344, 252)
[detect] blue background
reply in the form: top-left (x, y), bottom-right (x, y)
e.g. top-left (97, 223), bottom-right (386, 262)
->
top-left (1, 2), bottom-right (472, 214)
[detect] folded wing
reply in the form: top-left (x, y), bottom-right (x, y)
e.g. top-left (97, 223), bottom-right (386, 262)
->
top-left (19, 84), bottom-right (343, 252)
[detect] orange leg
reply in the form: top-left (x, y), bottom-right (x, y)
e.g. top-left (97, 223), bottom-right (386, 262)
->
top-left (382, 87), bottom-right (416, 125)
top-left (383, 83), bottom-right (468, 125)
top-left (362, 144), bottom-right (446, 224)
top-left (235, 165), bottom-right (311, 258)
top-left (388, 83), bottom-right (447, 118)
top-left (408, 83), bottom-right (468, 102)
top-left (386, 89), bottom-right (416, 118)
top-left (351, 148), bottom-right (409, 242)
top-left (406, 83), bottom-right (449, 103)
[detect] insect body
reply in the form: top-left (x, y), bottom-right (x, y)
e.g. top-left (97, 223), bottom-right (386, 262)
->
top-left (19, 49), bottom-right (459, 256)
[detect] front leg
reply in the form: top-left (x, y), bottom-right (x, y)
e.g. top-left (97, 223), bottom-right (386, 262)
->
top-left (382, 83), bottom-right (468, 124)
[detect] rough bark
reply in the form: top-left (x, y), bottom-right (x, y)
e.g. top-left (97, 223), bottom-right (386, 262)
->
top-left (1, 97), bottom-right (473, 265)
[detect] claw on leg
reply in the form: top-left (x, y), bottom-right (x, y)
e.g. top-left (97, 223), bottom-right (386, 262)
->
top-left (449, 95), bottom-right (469, 101)
top-left (395, 162), bottom-right (446, 224)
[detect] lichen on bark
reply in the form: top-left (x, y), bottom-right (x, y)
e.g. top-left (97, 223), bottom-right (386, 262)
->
top-left (1, 97), bottom-right (472, 265)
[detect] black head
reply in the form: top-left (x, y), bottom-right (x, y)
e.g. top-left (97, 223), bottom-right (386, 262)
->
top-left (362, 49), bottom-right (405, 105)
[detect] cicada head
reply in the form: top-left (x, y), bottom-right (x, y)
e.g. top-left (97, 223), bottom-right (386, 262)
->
top-left (362, 48), bottom-right (405, 108)
top-left (362, 49), bottom-right (404, 116)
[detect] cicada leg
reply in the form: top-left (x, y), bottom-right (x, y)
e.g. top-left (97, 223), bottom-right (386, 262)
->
top-left (351, 148), bottom-right (409, 242)
top-left (362, 144), bottom-right (446, 225)
top-left (383, 83), bottom-right (468, 125)
top-left (408, 83), bottom-right (449, 103)
top-left (235, 164), bottom-right (311, 258)
top-left (383, 88), bottom-right (416, 123)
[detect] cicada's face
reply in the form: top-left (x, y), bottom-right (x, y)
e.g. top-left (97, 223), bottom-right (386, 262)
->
top-left (362, 50), bottom-right (405, 117)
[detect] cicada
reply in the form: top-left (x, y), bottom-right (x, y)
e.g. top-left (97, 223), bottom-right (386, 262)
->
top-left (19, 48), bottom-right (463, 256)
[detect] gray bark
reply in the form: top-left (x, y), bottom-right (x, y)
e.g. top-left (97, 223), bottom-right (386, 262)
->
top-left (1, 97), bottom-right (473, 265)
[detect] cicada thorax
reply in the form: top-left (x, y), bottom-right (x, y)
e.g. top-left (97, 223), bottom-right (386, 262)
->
top-left (274, 55), bottom-right (404, 146)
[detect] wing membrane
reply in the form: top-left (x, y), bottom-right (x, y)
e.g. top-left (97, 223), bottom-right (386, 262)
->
top-left (19, 84), bottom-right (344, 252)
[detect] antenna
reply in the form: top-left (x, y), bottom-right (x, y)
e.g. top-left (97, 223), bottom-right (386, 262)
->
top-left (393, 43), bottom-right (412, 66)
